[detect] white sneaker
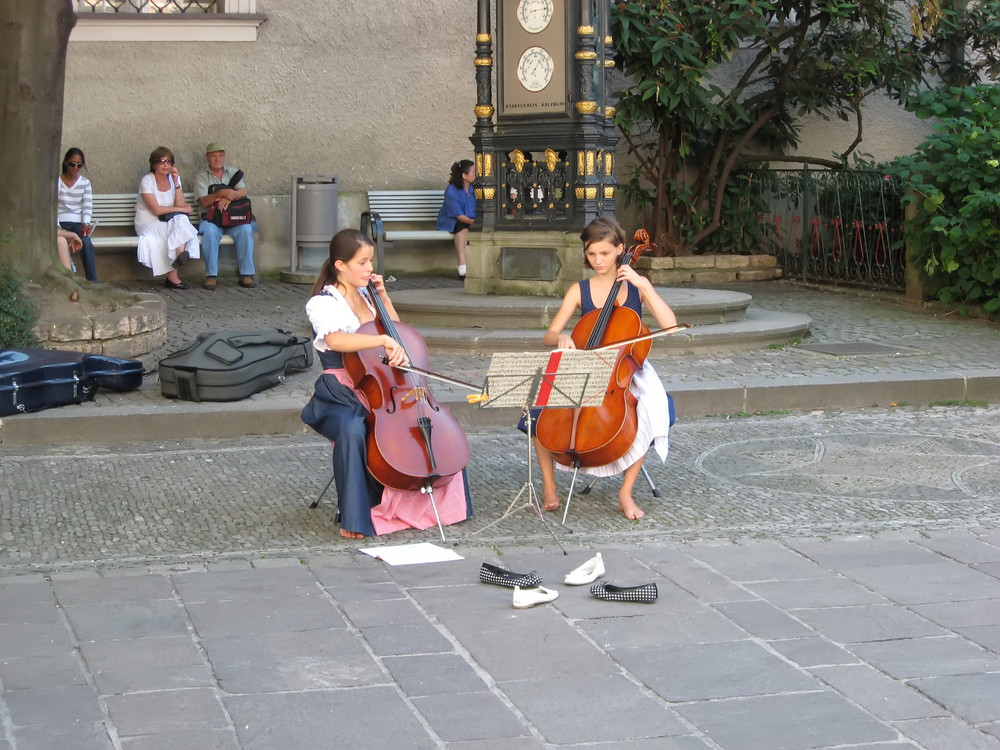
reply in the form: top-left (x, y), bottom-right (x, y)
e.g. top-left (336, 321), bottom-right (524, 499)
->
top-left (512, 585), bottom-right (559, 609)
top-left (564, 553), bottom-right (605, 585)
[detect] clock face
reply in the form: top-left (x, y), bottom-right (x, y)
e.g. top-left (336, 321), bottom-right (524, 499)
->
top-left (517, 0), bottom-right (554, 33)
top-left (516, 46), bottom-right (554, 92)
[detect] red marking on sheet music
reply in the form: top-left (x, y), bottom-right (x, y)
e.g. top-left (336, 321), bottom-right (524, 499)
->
top-left (534, 350), bottom-right (564, 407)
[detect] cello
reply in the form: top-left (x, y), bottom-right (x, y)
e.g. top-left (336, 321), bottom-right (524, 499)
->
top-left (343, 281), bottom-right (470, 492)
top-left (534, 229), bottom-right (654, 469)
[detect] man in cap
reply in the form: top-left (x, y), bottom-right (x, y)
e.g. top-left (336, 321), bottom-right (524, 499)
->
top-left (195, 142), bottom-right (257, 289)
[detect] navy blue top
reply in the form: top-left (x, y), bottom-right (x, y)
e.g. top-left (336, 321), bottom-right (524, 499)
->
top-left (580, 278), bottom-right (642, 316)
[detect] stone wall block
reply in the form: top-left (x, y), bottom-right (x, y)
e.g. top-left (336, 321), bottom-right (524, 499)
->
top-left (750, 254), bottom-right (779, 268)
top-left (654, 270), bottom-right (696, 285)
top-left (102, 336), bottom-right (146, 360)
top-left (680, 256), bottom-right (717, 269)
top-left (43, 318), bottom-right (95, 343)
top-left (635, 257), bottom-right (675, 270)
top-left (714, 255), bottom-right (750, 270)
top-left (93, 311), bottom-right (132, 340)
top-left (44, 340), bottom-right (102, 354)
top-left (738, 269), bottom-right (783, 281)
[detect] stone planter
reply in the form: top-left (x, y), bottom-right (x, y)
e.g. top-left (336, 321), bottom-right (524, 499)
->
top-left (33, 292), bottom-right (167, 371)
top-left (635, 254), bottom-right (781, 285)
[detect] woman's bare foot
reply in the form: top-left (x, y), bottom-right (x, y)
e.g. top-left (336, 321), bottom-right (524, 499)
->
top-left (618, 496), bottom-right (645, 520)
top-left (339, 528), bottom-right (365, 539)
top-left (542, 493), bottom-right (560, 512)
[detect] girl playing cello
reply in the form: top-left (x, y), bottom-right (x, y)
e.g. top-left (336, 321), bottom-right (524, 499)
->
top-left (301, 229), bottom-right (472, 538)
top-left (526, 217), bottom-right (677, 520)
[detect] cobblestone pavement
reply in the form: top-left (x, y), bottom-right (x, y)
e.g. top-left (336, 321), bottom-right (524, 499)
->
top-left (3, 405), bottom-right (999, 571)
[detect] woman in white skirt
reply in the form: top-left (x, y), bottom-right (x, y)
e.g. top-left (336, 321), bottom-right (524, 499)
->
top-left (134, 146), bottom-right (199, 289)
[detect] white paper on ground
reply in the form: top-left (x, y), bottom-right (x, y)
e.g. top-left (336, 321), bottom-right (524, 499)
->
top-left (358, 542), bottom-right (464, 566)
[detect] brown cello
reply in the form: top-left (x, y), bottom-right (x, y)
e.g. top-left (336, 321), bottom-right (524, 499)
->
top-left (343, 281), bottom-right (470, 491)
top-left (534, 229), bottom-right (654, 469)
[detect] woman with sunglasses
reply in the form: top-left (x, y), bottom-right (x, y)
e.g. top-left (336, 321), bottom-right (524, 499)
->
top-left (57, 147), bottom-right (99, 282)
top-left (134, 146), bottom-right (200, 290)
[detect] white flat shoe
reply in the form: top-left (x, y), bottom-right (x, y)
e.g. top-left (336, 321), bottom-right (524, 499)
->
top-left (564, 553), bottom-right (605, 585)
top-left (512, 585), bottom-right (559, 609)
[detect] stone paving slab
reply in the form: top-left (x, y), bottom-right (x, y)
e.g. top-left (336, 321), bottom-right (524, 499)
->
top-left (1, 528), bottom-right (997, 748)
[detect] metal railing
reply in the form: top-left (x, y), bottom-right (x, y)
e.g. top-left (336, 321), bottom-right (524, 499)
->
top-left (76, 0), bottom-right (217, 13)
top-left (748, 167), bottom-right (906, 290)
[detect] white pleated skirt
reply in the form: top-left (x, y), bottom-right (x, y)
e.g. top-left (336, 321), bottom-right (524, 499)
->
top-left (136, 215), bottom-right (200, 277)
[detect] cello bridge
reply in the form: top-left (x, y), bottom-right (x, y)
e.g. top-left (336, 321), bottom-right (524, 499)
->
top-left (402, 387), bottom-right (427, 404)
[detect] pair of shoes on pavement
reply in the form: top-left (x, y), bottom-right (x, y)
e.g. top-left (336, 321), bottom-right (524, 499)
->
top-left (482, 555), bottom-right (657, 608)
top-left (204, 276), bottom-right (256, 290)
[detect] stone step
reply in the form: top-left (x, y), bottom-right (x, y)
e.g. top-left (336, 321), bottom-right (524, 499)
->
top-left (389, 287), bottom-right (811, 355)
top-left (415, 308), bottom-right (809, 355)
top-left (391, 286), bottom-right (754, 329)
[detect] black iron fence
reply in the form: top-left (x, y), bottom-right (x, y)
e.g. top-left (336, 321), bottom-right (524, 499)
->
top-left (746, 167), bottom-right (906, 290)
top-left (76, 0), bottom-right (217, 12)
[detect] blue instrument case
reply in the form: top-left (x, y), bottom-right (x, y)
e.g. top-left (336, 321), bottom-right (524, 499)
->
top-left (0, 348), bottom-right (145, 416)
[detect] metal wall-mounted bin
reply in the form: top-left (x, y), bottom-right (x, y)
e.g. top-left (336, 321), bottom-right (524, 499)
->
top-left (289, 174), bottom-right (338, 275)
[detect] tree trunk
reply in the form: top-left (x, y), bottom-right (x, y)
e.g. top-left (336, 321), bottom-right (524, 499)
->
top-left (0, 0), bottom-right (75, 279)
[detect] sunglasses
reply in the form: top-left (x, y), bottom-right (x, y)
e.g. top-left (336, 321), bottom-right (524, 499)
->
top-left (67, 162), bottom-right (84, 167)
top-left (157, 158), bottom-right (174, 165)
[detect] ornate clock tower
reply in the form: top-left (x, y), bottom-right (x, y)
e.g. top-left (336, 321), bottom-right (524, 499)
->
top-left (468, 0), bottom-right (618, 295)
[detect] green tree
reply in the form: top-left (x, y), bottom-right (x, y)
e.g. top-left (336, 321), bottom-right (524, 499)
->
top-left (893, 84), bottom-right (1000, 314)
top-left (0, 0), bottom-right (76, 279)
top-left (611, 0), bottom-right (1000, 255)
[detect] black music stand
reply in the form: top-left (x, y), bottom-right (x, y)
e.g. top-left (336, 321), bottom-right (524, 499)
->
top-left (469, 349), bottom-right (615, 551)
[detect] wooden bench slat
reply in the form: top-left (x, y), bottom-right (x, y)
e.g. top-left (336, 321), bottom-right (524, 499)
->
top-left (363, 189), bottom-right (453, 271)
top-left (90, 192), bottom-right (234, 250)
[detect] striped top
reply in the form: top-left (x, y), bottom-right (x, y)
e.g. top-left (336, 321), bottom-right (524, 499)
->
top-left (57, 174), bottom-right (93, 225)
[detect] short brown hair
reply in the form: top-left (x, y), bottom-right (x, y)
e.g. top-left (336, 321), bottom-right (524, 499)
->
top-left (580, 216), bottom-right (626, 269)
top-left (148, 146), bottom-right (175, 172)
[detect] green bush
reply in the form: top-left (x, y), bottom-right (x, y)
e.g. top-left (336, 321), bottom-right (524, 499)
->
top-left (892, 85), bottom-right (1000, 315)
top-left (0, 260), bottom-right (40, 348)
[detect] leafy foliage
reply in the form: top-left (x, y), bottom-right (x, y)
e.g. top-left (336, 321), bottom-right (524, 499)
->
top-left (0, 259), bottom-right (40, 348)
top-left (892, 85), bottom-right (1000, 314)
top-left (610, 0), bottom-right (1000, 256)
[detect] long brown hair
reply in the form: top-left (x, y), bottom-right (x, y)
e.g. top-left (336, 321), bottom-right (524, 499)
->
top-left (310, 228), bottom-right (372, 297)
top-left (448, 159), bottom-right (475, 189)
top-left (61, 147), bottom-right (86, 175)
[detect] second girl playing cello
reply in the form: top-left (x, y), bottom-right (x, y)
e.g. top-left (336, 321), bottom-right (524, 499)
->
top-left (525, 216), bottom-right (677, 520)
top-left (301, 229), bottom-right (472, 538)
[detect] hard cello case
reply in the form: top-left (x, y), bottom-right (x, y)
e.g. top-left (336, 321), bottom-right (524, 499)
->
top-left (158, 329), bottom-right (313, 402)
top-left (0, 348), bottom-right (144, 416)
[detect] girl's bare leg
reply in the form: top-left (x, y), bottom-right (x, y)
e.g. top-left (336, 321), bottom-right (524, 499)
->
top-left (533, 438), bottom-right (561, 511)
top-left (617, 459), bottom-right (645, 520)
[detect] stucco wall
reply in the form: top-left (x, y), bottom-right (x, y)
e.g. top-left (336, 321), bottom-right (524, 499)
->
top-left (63, 1), bottom-right (478, 275)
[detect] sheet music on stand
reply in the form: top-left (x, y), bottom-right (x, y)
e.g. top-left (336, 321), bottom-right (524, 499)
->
top-left (469, 349), bottom-right (617, 551)
top-left (480, 349), bottom-right (615, 410)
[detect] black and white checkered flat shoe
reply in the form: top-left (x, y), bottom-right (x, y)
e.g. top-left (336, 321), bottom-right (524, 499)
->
top-left (479, 563), bottom-right (543, 589)
top-left (590, 582), bottom-right (658, 603)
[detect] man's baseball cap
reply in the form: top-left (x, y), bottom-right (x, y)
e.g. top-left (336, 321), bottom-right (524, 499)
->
top-left (205, 142), bottom-right (225, 154)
